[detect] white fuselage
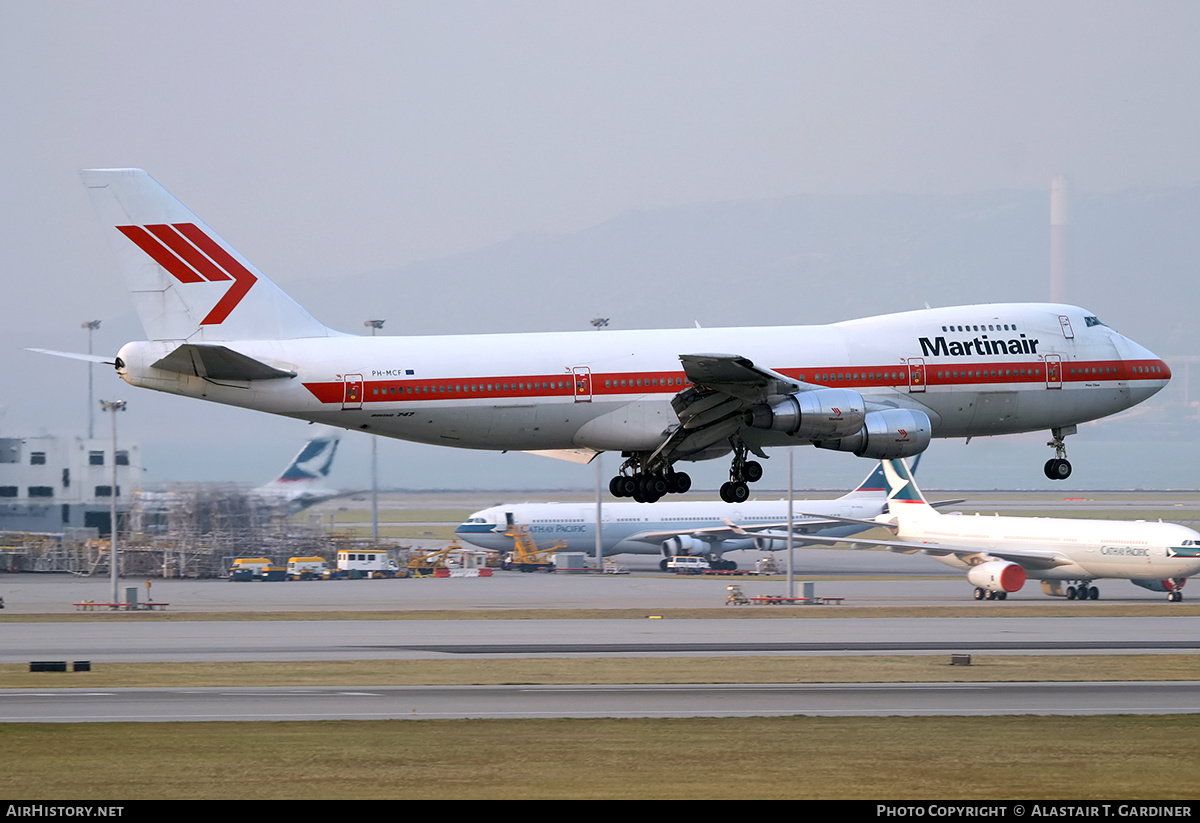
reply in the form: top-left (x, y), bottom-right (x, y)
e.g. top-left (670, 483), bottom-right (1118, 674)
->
top-left (115, 303), bottom-right (1169, 459)
top-left (891, 506), bottom-right (1200, 583)
top-left (457, 495), bottom-right (886, 558)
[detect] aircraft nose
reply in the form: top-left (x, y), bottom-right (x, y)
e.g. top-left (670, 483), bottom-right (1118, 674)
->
top-left (1114, 333), bottom-right (1171, 400)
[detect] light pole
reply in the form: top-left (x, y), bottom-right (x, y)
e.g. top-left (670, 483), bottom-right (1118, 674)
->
top-left (83, 321), bottom-right (101, 439)
top-left (100, 400), bottom-right (126, 604)
top-left (364, 320), bottom-right (384, 542)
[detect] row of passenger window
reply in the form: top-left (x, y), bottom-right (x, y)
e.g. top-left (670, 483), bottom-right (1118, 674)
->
top-left (371, 380), bottom-right (572, 396)
top-left (603, 377), bottom-right (687, 389)
top-left (941, 323), bottom-right (1018, 332)
top-left (936, 368), bottom-right (1040, 379)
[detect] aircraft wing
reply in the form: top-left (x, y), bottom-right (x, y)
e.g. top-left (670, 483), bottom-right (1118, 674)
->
top-left (729, 525), bottom-right (1072, 570)
top-left (655, 353), bottom-right (818, 461)
top-left (677, 354), bottom-right (803, 402)
top-left (788, 499), bottom-right (966, 531)
top-left (627, 517), bottom-right (849, 546)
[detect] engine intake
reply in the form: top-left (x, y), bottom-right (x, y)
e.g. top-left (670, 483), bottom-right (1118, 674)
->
top-left (813, 408), bottom-right (931, 459)
top-left (743, 389), bottom-right (865, 439)
top-left (966, 560), bottom-right (1026, 593)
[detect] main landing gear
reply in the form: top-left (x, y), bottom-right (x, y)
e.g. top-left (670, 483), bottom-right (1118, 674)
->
top-left (610, 438), bottom-right (766, 504)
top-left (719, 440), bottom-right (764, 504)
top-left (609, 469), bottom-right (691, 503)
top-left (1065, 582), bottom-right (1099, 600)
top-left (1044, 425), bottom-right (1075, 480)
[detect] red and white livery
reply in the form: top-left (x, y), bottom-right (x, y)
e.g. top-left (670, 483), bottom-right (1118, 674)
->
top-left (73, 169), bottom-right (1171, 502)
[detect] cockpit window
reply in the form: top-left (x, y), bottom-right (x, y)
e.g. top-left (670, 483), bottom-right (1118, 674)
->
top-left (1084, 316), bottom-right (1107, 328)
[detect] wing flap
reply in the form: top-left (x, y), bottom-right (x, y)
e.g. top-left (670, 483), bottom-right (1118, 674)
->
top-left (152, 343), bottom-right (296, 381)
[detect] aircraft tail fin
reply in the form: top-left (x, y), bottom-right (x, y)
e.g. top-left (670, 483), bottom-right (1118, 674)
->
top-left (838, 454), bottom-right (921, 500)
top-left (264, 429), bottom-right (341, 487)
top-left (881, 458), bottom-right (937, 517)
top-left (81, 169), bottom-right (337, 343)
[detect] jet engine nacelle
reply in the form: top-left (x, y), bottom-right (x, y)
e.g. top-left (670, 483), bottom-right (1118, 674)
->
top-left (662, 535), bottom-right (699, 557)
top-left (812, 408), bottom-right (932, 459)
top-left (1131, 578), bottom-right (1187, 593)
top-left (753, 535), bottom-right (781, 551)
top-left (743, 389), bottom-right (865, 439)
top-left (966, 560), bottom-right (1027, 593)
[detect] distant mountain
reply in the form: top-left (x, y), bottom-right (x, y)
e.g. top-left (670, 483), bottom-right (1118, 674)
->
top-left (290, 186), bottom-right (1200, 361)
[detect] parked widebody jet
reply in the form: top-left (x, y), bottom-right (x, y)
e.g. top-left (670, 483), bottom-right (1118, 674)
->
top-left (456, 460), bottom-right (958, 569)
top-left (772, 459), bottom-right (1200, 602)
top-left (62, 169), bottom-right (1171, 502)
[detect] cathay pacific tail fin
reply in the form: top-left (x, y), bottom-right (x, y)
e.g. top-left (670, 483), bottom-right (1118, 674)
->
top-left (838, 454), bottom-right (922, 500)
top-left (882, 458), bottom-right (937, 516)
top-left (81, 169), bottom-right (339, 343)
top-left (266, 430), bottom-right (341, 486)
top-left (256, 429), bottom-right (342, 512)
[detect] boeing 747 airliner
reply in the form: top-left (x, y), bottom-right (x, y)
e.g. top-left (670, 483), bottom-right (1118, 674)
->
top-left (44, 169), bottom-right (1171, 502)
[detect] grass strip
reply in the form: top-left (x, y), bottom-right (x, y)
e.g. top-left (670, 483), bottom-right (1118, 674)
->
top-left (3, 715), bottom-right (1197, 799)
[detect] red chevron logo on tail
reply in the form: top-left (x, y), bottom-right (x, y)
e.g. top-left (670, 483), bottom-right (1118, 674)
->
top-left (116, 223), bottom-right (257, 325)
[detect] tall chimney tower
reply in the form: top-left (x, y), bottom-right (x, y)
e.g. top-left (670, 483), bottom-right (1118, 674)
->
top-left (1050, 174), bottom-right (1070, 303)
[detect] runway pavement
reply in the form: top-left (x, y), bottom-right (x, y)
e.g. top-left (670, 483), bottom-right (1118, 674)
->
top-left (2, 567), bottom-right (1196, 722)
top-left (4, 681), bottom-right (1197, 722)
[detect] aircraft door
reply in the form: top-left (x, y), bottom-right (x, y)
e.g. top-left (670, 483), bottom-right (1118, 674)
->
top-left (572, 366), bottom-right (593, 403)
top-left (342, 374), bottom-right (364, 410)
top-left (906, 358), bottom-right (926, 393)
top-left (1044, 355), bottom-right (1062, 389)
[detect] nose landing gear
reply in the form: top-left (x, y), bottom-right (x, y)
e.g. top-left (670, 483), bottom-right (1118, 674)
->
top-left (1044, 425), bottom-right (1075, 480)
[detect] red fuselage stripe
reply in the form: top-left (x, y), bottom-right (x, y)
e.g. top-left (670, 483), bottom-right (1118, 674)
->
top-left (300, 359), bottom-right (1170, 404)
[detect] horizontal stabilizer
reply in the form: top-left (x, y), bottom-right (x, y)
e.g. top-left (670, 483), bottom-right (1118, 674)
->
top-left (152, 344), bottom-right (296, 381)
top-left (25, 348), bottom-right (116, 365)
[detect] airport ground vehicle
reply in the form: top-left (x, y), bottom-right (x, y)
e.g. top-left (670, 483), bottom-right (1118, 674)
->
top-left (286, 556), bottom-right (329, 580)
top-left (667, 555), bottom-right (710, 574)
top-left (335, 549), bottom-right (401, 579)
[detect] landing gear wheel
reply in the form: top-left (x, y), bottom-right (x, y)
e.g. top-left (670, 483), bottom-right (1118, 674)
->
top-left (1088, 586), bottom-right (1099, 600)
top-left (1168, 591), bottom-right (1183, 602)
top-left (1065, 585), bottom-right (1077, 600)
top-left (667, 472), bottom-right (692, 494)
top-left (1044, 458), bottom-right (1072, 480)
top-left (973, 587), bottom-right (986, 601)
top-left (610, 476), bottom-right (637, 498)
top-left (743, 461), bottom-right (763, 483)
top-left (659, 558), bottom-right (670, 572)
top-left (720, 481), bottom-right (750, 504)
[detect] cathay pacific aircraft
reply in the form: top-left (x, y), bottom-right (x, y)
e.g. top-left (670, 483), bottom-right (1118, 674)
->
top-left (43, 169), bottom-right (1171, 502)
top-left (456, 460), bottom-right (960, 570)
top-left (767, 459), bottom-right (1200, 602)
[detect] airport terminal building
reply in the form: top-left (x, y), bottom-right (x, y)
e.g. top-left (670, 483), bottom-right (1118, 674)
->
top-left (0, 433), bottom-right (141, 536)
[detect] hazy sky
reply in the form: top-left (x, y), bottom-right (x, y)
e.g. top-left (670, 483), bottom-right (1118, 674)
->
top-left (3, 1), bottom-right (1199, 491)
